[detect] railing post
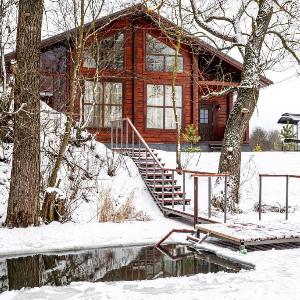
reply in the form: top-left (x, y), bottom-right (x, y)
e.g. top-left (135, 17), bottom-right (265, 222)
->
top-left (259, 175), bottom-right (262, 221)
top-left (120, 121), bottom-right (123, 152)
top-left (146, 149), bottom-right (148, 180)
top-left (183, 172), bottom-right (186, 212)
top-left (126, 120), bottom-right (129, 151)
top-left (162, 171), bottom-right (165, 206)
top-left (286, 175), bottom-right (289, 220)
top-left (131, 128), bottom-right (134, 156)
top-left (115, 123), bottom-right (118, 150)
top-left (208, 177), bottom-right (212, 219)
top-left (194, 176), bottom-right (199, 227)
top-left (224, 176), bottom-right (227, 223)
top-left (139, 140), bottom-right (141, 167)
top-left (110, 122), bottom-right (114, 150)
top-left (153, 160), bottom-right (156, 191)
top-left (172, 170), bottom-right (175, 209)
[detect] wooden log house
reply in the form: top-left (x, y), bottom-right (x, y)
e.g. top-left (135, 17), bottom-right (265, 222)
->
top-left (5, 4), bottom-right (272, 151)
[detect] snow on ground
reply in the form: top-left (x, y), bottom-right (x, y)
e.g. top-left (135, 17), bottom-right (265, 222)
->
top-left (1, 103), bottom-right (300, 298)
top-left (0, 219), bottom-right (190, 258)
top-left (158, 150), bottom-right (300, 223)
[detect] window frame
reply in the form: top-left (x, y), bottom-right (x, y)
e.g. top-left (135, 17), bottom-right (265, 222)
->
top-left (82, 80), bottom-right (123, 128)
top-left (83, 31), bottom-right (125, 70)
top-left (145, 33), bottom-right (184, 73)
top-left (146, 84), bottom-right (183, 130)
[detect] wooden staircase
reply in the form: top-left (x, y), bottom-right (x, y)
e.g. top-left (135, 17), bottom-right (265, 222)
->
top-left (111, 118), bottom-right (230, 225)
top-left (115, 147), bottom-right (191, 208)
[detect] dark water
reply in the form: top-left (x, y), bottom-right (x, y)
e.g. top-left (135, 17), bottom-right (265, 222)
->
top-left (0, 244), bottom-right (249, 292)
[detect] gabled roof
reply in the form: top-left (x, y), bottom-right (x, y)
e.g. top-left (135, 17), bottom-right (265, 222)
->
top-left (5, 3), bottom-right (272, 86)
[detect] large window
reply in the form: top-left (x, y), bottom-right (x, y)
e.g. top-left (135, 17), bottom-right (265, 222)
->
top-left (83, 81), bottom-right (122, 128)
top-left (146, 34), bottom-right (183, 72)
top-left (147, 84), bottom-right (182, 129)
top-left (83, 33), bottom-right (124, 69)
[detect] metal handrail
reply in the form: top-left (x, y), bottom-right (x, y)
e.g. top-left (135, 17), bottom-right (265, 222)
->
top-left (111, 118), bottom-right (231, 225)
top-left (259, 173), bottom-right (300, 221)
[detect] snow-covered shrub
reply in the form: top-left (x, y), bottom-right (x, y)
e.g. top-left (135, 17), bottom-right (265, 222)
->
top-left (97, 188), bottom-right (151, 223)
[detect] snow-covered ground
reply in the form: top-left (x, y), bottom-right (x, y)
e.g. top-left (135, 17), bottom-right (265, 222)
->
top-left (159, 150), bottom-right (300, 223)
top-left (1, 104), bottom-right (300, 299)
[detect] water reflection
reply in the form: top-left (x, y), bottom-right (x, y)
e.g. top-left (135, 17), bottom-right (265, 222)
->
top-left (0, 244), bottom-right (244, 292)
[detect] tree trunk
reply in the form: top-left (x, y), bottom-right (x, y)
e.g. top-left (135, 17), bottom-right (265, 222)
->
top-left (5, 0), bottom-right (44, 227)
top-left (218, 0), bottom-right (273, 208)
top-left (172, 39), bottom-right (182, 170)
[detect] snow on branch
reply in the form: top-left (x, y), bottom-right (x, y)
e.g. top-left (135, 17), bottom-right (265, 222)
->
top-left (267, 30), bottom-right (300, 65)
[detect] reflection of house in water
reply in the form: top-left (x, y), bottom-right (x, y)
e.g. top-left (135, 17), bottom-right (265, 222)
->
top-left (0, 245), bottom-right (242, 292)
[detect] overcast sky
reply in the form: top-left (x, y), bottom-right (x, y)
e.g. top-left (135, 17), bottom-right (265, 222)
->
top-left (250, 70), bottom-right (300, 134)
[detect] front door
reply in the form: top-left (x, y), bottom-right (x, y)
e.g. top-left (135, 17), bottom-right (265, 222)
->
top-left (199, 104), bottom-right (213, 141)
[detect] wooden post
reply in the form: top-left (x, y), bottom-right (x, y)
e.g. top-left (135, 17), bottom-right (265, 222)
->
top-left (194, 177), bottom-right (199, 227)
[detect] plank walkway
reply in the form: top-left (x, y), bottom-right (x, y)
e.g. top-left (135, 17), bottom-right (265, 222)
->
top-left (195, 222), bottom-right (300, 246)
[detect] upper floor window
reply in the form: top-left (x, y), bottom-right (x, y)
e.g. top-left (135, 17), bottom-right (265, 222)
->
top-left (146, 34), bottom-right (183, 72)
top-left (83, 32), bottom-right (124, 70)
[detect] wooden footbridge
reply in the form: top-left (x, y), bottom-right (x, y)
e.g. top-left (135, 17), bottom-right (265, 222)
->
top-left (111, 118), bottom-right (300, 250)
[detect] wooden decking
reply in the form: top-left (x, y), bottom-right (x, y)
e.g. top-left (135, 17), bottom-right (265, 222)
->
top-left (194, 222), bottom-right (300, 246)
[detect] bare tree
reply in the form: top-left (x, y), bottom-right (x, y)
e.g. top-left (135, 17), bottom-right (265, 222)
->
top-left (189, 0), bottom-right (300, 208)
top-left (0, 0), bottom-right (17, 142)
top-left (6, 0), bottom-right (44, 227)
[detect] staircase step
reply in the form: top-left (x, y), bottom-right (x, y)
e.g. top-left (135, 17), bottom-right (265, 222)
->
top-left (113, 147), bottom-right (156, 152)
top-left (148, 185), bottom-right (181, 190)
top-left (157, 199), bottom-right (191, 205)
top-left (131, 157), bottom-right (165, 165)
top-left (136, 162), bottom-right (165, 167)
top-left (138, 167), bottom-right (168, 172)
top-left (154, 191), bottom-right (185, 197)
top-left (141, 172), bottom-right (172, 178)
top-left (130, 153), bottom-right (159, 158)
top-left (146, 178), bottom-right (177, 184)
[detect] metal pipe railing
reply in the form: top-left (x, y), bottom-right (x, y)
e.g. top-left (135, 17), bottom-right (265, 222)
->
top-left (111, 118), bottom-right (231, 225)
top-left (258, 173), bottom-right (300, 221)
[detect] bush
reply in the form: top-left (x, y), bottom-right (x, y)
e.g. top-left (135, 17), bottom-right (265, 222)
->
top-left (97, 189), bottom-right (151, 223)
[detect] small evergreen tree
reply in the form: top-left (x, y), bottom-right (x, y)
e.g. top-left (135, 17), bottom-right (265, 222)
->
top-left (280, 124), bottom-right (296, 151)
top-left (280, 124), bottom-right (296, 140)
top-left (182, 124), bottom-right (201, 147)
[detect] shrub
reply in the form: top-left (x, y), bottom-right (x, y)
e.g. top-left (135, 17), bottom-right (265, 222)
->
top-left (97, 189), bottom-right (151, 223)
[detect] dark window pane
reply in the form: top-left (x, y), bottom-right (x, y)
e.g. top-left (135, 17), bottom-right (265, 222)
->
top-left (146, 34), bottom-right (183, 73)
top-left (165, 56), bottom-right (183, 72)
top-left (200, 109), bottom-right (209, 124)
top-left (84, 33), bottom-right (124, 69)
top-left (40, 46), bottom-right (67, 73)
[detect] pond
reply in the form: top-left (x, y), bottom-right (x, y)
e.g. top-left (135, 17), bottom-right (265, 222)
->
top-left (0, 244), bottom-right (252, 292)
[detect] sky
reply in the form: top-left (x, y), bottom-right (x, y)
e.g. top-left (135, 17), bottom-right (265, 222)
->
top-left (250, 70), bottom-right (300, 134)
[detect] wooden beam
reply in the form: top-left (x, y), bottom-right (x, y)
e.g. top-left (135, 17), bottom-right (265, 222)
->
top-left (199, 81), bottom-right (240, 87)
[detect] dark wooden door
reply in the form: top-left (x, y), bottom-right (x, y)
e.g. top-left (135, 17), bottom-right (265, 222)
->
top-left (199, 104), bottom-right (213, 141)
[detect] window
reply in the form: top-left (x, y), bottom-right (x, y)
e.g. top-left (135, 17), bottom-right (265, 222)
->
top-left (83, 81), bottom-right (122, 128)
top-left (147, 84), bottom-right (182, 129)
top-left (200, 109), bottom-right (209, 124)
top-left (83, 33), bottom-right (124, 69)
top-left (146, 34), bottom-right (183, 72)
